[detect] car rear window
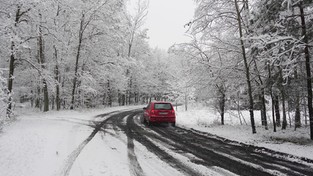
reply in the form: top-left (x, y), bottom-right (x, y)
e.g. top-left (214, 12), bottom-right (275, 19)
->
top-left (154, 103), bottom-right (172, 110)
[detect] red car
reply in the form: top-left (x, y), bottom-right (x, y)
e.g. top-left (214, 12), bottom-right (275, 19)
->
top-left (143, 102), bottom-right (176, 126)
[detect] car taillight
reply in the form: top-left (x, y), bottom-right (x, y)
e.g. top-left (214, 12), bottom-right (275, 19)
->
top-left (150, 110), bottom-right (155, 115)
top-left (171, 110), bottom-right (175, 115)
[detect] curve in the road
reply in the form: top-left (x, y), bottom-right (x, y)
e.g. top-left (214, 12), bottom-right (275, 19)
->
top-left (61, 109), bottom-right (313, 176)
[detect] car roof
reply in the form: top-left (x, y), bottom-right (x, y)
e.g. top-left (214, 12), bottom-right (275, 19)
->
top-left (150, 101), bottom-right (172, 104)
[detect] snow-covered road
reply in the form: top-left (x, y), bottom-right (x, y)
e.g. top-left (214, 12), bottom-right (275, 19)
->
top-left (1, 107), bottom-right (313, 176)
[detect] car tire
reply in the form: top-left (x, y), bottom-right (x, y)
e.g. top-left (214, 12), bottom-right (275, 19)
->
top-left (172, 122), bottom-right (176, 127)
top-left (147, 120), bottom-right (152, 126)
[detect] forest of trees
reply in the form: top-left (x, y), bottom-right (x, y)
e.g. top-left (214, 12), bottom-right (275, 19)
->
top-left (170, 0), bottom-right (313, 138)
top-left (0, 0), bottom-right (177, 116)
top-left (0, 0), bottom-right (313, 139)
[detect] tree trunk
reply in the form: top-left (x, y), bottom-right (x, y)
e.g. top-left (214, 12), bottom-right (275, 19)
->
top-left (42, 79), bottom-right (49, 112)
top-left (51, 96), bottom-right (55, 110)
top-left (107, 80), bottom-right (112, 107)
top-left (304, 100), bottom-right (308, 126)
top-left (135, 92), bottom-right (138, 104)
top-left (54, 46), bottom-right (60, 111)
top-left (217, 84), bottom-right (226, 125)
top-left (7, 5), bottom-right (22, 117)
top-left (7, 41), bottom-right (15, 117)
top-left (38, 14), bottom-right (49, 112)
top-left (299, 2), bottom-right (313, 140)
top-left (253, 58), bottom-right (268, 129)
top-left (237, 92), bottom-right (243, 125)
top-left (128, 77), bottom-right (132, 105)
top-left (35, 85), bottom-right (42, 110)
top-left (268, 63), bottom-right (276, 132)
top-left (279, 69), bottom-right (287, 130)
top-left (30, 89), bottom-right (34, 108)
top-left (70, 13), bottom-right (85, 109)
top-left (260, 95), bottom-right (265, 126)
top-left (274, 95), bottom-right (281, 127)
top-left (118, 90), bottom-right (121, 106)
top-left (122, 94), bottom-right (126, 105)
top-left (77, 62), bottom-right (86, 107)
top-left (220, 92), bottom-right (225, 125)
top-left (128, 43), bottom-right (132, 58)
top-left (261, 89), bottom-right (268, 130)
top-left (281, 93), bottom-right (287, 130)
top-left (271, 94), bottom-right (277, 132)
top-left (294, 68), bottom-right (301, 128)
top-left (295, 103), bottom-right (301, 128)
top-left (234, 0), bottom-right (256, 133)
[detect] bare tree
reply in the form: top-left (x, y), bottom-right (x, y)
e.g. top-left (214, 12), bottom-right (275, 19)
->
top-left (70, 0), bottom-right (111, 109)
top-left (6, 3), bottom-right (34, 117)
top-left (70, 12), bottom-right (85, 109)
top-left (234, 0), bottom-right (256, 133)
top-left (126, 0), bottom-right (148, 58)
top-left (37, 12), bottom-right (49, 112)
top-left (298, 1), bottom-right (313, 139)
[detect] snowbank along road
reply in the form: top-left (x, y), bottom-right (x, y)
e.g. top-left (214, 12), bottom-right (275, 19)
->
top-left (63, 109), bottom-right (313, 176)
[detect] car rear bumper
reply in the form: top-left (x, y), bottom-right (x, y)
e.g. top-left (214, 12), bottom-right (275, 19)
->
top-left (149, 116), bottom-right (176, 123)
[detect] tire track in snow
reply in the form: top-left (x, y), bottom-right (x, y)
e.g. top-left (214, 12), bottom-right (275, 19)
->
top-left (150, 125), bottom-right (313, 176)
top-left (106, 111), bottom-right (145, 176)
top-left (125, 112), bottom-right (203, 176)
top-left (60, 111), bottom-right (122, 176)
top-left (125, 114), bottom-right (144, 176)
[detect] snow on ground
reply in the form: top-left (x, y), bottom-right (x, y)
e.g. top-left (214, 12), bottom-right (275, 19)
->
top-left (0, 105), bottom-right (141, 176)
top-left (175, 105), bottom-right (313, 160)
top-left (0, 113), bottom-right (90, 176)
top-left (0, 103), bottom-right (312, 176)
top-left (68, 131), bottom-right (130, 176)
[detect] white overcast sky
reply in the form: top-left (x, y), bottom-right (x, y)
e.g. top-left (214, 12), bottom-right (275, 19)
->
top-left (128, 0), bottom-right (196, 50)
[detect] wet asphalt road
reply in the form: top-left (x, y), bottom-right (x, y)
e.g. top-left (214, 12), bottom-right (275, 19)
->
top-left (65, 109), bottom-right (313, 176)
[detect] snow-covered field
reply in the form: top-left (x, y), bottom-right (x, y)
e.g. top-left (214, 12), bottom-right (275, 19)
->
top-left (0, 104), bottom-right (312, 176)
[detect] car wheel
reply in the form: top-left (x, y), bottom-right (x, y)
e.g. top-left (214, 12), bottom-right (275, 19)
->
top-left (147, 120), bottom-right (152, 126)
top-left (171, 122), bottom-right (176, 127)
